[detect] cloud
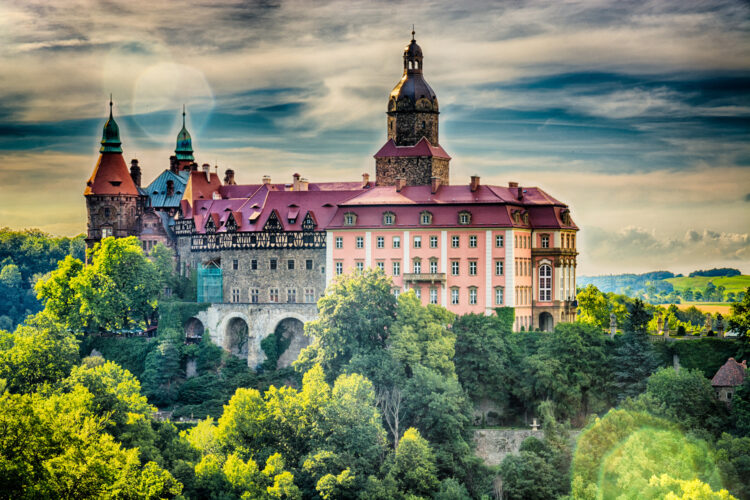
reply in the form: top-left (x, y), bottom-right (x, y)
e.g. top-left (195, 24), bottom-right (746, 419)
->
top-left (582, 226), bottom-right (750, 275)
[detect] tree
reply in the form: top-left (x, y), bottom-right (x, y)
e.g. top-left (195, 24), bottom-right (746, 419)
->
top-left (730, 376), bottom-right (750, 437)
top-left (641, 367), bottom-right (728, 436)
top-left (452, 313), bottom-right (511, 408)
top-left (715, 433), bottom-right (750, 499)
top-left (0, 313), bottom-right (79, 393)
top-left (296, 269), bottom-right (397, 381)
top-left (36, 236), bottom-right (162, 332)
top-left (389, 428), bottom-right (438, 497)
top-left (613, 299), bottom-right (659, 401)
top-left (576, 285), bottom-right (611, 328)
top-left (728, 287), bottom-right (750, 338)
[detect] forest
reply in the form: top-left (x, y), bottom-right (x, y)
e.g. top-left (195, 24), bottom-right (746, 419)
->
top-left (1, 234), bottom-right (750, 499)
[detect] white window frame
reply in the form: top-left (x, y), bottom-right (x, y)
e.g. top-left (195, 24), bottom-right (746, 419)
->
top-left (335, 237), bottom-right (343, 249)
top-left (495, 260), bottom-right (504, 276)
top-left (539, 264), bottom-right (552, 301)
top-left (393, 236), bottom-right (401, 248)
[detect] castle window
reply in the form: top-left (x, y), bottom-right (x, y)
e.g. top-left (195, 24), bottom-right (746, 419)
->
top-left (231, 288), bottom-right (240, 303)
top-left (306, 259), bottom-right (313, 270)
top-left (421, 121), bottom-right (426, 129)
top-left (452, 235), bottom-right (460, 248)
top-left (287, 289), bottom-right (296, 303)
top-left (393, 236), bottom-right (401, 248)
top-left (335, 237), bottom-right (343, 249)
top-left (469, 235), bottom-right (477, 248)
top-left (429, 259), bottom-right (438, 274)
top-left (356, 236), bottom-right (364, 249)
top-left (287, 259), bottom-right (294, 270)
top-left (469, 287), bottom-right (477, 305)
top-left (233, 259), bottom-right (239, 270)
top-left (541, 235), bottom-right (550, 248)
top-left (376, 261), bottom-right (385, 271)
top-left (495, 260), bottom-right (504, 276)
top-left (413, 259), bottom-right (421, 274)
top-left (392, 261), bottom-right (400, 276)
top-left (429, 288), bottom-right (438, 304)
top-left (270, 258), bottom-right (277, 270)
top-left (496, 234), bottom-right (504, 247)
top-left (269, 289), bottom-right (279, 303)
top-left (451, 261), bottom-right (459, 276)
top-left (413, 236), bottom-right (422, 248)
top-left (335, 262), bottom-right (343, 275)
top-left (356, 261), bottom-right (364, 272)
top-left (383, 212), bottom-right (395, 225)
top-left (414, 287), bottom-right (421, 299)
top-left (104, 208), bottom-right (111, 218)
top-left (451, 288), bottom-right (459, 305)
top-left (250, 289), bottom-right (259, 303)
top-left (419, 211), bottom-right (433, 225)
top-left (377, 236), bottom-right (384, 248)
top-left (430, 236), bottom-right (438, 248)
top-left (304, 288), bottom-right (315, 303)
top-left (458, 211), bottom-right (471, 225)
top-left (539, 264), bottom-right (552, 301)
top-left (251, 259), bottom-right (258, 270)
top-left (344, 213), bottom-right (357, 226)
top-left (469, 261), bottom-right (477, 276)
top-left (101, 227), bottom-right (113, 238)
top-left (495, 287), bottom-right (504, 306)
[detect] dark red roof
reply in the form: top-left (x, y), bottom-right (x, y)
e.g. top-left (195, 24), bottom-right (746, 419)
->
top-left (184, 171), bottom-right (222, 206)
top-left (84, 153), bottom-right (139, 196)
top-left (374, 137), bottom-right (451, 160)
top-left (712, 358), bottom-right (747, 387)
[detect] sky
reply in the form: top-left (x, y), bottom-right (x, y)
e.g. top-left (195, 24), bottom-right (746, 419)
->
top-left (0, 0), bottom-right (748, 276)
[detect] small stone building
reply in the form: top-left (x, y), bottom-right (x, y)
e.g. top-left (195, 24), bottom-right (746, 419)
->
top-left (711, 357), bottom-right (747, 404)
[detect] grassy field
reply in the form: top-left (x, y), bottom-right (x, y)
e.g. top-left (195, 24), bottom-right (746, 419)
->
top-left (665, 275), bottom-right (750, 293)
top-left (674, 302), bottom-right (732, 315)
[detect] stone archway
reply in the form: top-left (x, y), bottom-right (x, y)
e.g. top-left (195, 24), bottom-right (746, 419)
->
top-left (225, 317), bottom-right (249, 358)
top-left (184, 317), bottom-right (204, 342)
top-left (539, 312), bottom-right (554, 332)
top-left (273, 317), bottom-right (310, 369)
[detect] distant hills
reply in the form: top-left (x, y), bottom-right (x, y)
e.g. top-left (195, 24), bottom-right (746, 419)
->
top-left (578, 268), bottom-right (748, 304)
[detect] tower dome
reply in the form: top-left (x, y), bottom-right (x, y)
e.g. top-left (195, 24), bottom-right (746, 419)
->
top-left (388, 30), bottom-right (438, 115)
top-left (100, 98), bottom-right (122, 153)
top-left (175, 106), bottom-right (195, 162)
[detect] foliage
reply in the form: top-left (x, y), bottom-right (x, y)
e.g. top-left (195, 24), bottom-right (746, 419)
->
top-left (453, 313), bottom-right (511, 406)
top-left (260, 325), bottom-right (292, 372)
top-left (296, 269), bottom-right (397, 381)
top-left (715, 433), bottom-right (750, 500)
top-left (729, 287), bottom-right (750, 338)
top-left (612, 298), bottom-right (660, 400)
top-left (647, 475), bottom-right (736, 500)
top-left (731, 376), bottom-right (750, 438)
top-left (691, 269), bottom-right (743, 278)
top-left (389, 428), bottom-right (438, 497)
top-left (0, 313), bottom-right (79, 393)
top-left (36, 237), bottom-right (163, 332)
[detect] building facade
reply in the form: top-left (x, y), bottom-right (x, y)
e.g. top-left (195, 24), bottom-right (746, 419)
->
top-left (84, 33), bottom-right (579, 365)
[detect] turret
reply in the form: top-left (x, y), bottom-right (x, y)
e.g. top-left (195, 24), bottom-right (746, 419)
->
top-left (175, 105), bottom-right (195, 170)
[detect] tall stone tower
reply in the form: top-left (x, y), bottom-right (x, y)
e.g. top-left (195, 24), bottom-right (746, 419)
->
top-left (84, 99), bottom-right (142, 248)
top-left (375, 31), bottom-right (451, 187)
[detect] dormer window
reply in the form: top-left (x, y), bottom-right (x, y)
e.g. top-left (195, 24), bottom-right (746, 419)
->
top-left (458, 211), bottom-right (471, 225)
top-left (344, 212), bottom-right (357, 226)
top-left (109, 181), bottom-right (121, 187)
top-left (383, 211), bottom-right (395, 225)
top-left (419, 211), bottom-right (433, 225)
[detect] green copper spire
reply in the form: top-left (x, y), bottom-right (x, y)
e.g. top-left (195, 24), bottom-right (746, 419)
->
top-left (175, 105), bottom-right (194, 161)
top-left (100, 96), bottom-right (123, 153)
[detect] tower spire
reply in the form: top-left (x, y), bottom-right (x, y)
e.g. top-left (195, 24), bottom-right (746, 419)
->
top-left (100, 95), bottom-right (122, 153)
top-left (411, 25), bottom-right (415, 41)
top-left (175, 105), bottom-right (195, 162)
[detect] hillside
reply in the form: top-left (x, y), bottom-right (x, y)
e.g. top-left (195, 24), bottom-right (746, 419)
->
top-left (666, 275), bottom-right (750, 293)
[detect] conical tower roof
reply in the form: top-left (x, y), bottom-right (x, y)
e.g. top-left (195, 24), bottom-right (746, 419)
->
top-left (175, 106), bottom-right (195, 161)
top-left (100, 98), bottom-right (123, 153)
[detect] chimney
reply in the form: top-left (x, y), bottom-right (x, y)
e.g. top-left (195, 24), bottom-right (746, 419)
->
top-left (224, 169), bottom-right (236, 185)
top-left (293, 172), bottom-right (301, 190)
top-left (262, 175), bottom-right (271, 185)
top-left (517, 186), bottom-right (523, 200)
top-left (396, 177), bottom-right (406, 192)
top-left (202, 163), bottom-right (211, 182)
top-left (299, 178), bottom-right (309, 191)
top-left (470, 175), bottom-right (480, 192)
top-left (130, 159), bottom-right (141, 187)
top-left (431, 176), bottom-right (440, 194)
top-left (169, 155), bottom-right (177, 173)
top-left (362, 172), bottom-right (370, 188)
top-left (166, 179), bottom-right (174, 197)
top-left (190, 162), bottom-right (198, 172)
top-left (508, 181), bottom-right (518, 188)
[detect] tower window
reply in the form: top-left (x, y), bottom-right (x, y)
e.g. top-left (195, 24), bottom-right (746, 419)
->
top-left (104, 208), bottom-right (111, 218)
top-left (421, 121), bottom-right (426, 129)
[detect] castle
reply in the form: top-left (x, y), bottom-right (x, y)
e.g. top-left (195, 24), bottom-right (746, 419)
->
top-left (84, 33), bottom-right (579, 367)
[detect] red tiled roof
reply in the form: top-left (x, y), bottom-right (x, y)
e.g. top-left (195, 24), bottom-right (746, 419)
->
top-left (712, 358), bottom-right (747, 387)
top-left (84, 153), bottom-right (139, 196)
top-left (373, 138), bottom-right (451, 160)
top-left (183, 171), bottom-right (222, 207)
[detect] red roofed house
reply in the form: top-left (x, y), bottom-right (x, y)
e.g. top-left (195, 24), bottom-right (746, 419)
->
top-left (84, 33), bottom-right (580, 367)
top-left (712, 357), bottom-right (747, 404)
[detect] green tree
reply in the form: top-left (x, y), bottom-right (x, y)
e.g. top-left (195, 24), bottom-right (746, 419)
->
top-left (389, 428), bottom-right (438, 497)
top-left (0, 313), bottom-right (79, 393)
top-left (576, 285), bottom-right (611, 328)
top-left (728, 287), bottom-right (750, 338)
top-left (731, 376), bottom-right (750, 437)
top-left (296, 269), bottom-right (397, 381)
top-left (613, 299), bottom-right (659, 400)
top-left (36, 237), bottom-right (161, 332)
top-left (715, 433), bottom-right (750, 499)
top-left (452, 313), bottom-right (511, 408)
top-left (640, 367), bottom-right (728, 436)
top-left (500, 436), bottom-right (569, 500)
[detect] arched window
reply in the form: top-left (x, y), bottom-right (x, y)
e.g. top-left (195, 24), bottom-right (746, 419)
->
top-left (539, 264), bottom-right (552, 301)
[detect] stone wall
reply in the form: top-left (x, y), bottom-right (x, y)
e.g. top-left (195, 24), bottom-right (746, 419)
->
top-left (375, 156), bottom-right (450, 187)
top-left (85, 194), bottom-right (141, 245)
top-left (473, 428), bottom-right (581, 467)
top-left (177, 242), bottom-right (326, 304)
top-left (387, 110), bottom-right (439, 146)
